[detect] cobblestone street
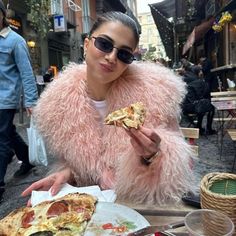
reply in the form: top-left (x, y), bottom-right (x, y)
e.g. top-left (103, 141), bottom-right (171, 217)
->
top-left (0, 112), bottom-right (235, 219)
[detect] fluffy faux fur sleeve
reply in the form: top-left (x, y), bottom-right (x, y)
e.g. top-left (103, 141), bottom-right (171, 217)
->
top-left (112, 62), bottom-right (196, 204)
top-left (33, 64), bottom-right (87, 159)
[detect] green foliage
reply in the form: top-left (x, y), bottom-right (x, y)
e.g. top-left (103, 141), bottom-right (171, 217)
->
top-left (186, 0), bottom-right (196, 19)
top-left (24, 0), bottom-right (51, 38)
top-left (142, 49), bottom-right (157, 61)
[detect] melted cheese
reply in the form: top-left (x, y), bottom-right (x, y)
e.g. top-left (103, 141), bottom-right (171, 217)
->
top-left (19, 211), bottom-right (88, 236)
top-left (104, 102), bottom-right (146, 129)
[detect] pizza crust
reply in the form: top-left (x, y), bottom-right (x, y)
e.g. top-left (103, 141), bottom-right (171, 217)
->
top-left (0, 207), bottom-right (32, 235)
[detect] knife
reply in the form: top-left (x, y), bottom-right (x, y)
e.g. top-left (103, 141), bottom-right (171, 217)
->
top-left (127, 220), bottom-right (185, 236)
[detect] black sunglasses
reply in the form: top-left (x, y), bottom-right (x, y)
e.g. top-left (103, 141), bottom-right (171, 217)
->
top-left (91, 36), bottom-right (134, 64)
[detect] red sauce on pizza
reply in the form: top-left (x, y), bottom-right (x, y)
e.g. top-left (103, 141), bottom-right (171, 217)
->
top-left (47, 200), bottom-right (69, 218)
top-left (22, 210), bottom-right (35, 228)
top-left (72, 206), bottom-right (85, 213)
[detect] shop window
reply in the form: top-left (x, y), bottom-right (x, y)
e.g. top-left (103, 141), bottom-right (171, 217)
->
top-left (62, 54), bottom-right (70, 66)
top-left (50, 0), bottom-right (63, 15)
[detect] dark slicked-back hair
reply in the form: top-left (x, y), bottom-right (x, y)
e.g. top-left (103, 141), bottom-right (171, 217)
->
top-left (89, 11), bottom-right (139, 47)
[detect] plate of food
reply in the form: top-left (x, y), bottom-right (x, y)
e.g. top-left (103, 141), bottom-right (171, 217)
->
top-left (0, 192), bottom-right (149, 236)
top-left (85, 202), bottom-right (150, 236)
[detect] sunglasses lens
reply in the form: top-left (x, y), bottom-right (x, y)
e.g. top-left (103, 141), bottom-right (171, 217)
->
top-left (93, 36), bottom-right (134, 64)
top-left (117, 50), bottom-right (134, 64)
top-left (94, 37), bottom-right (113, 53)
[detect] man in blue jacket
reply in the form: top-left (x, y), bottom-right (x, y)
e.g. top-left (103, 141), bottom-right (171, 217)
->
top-left (0, 0), bottom-right (38, 201)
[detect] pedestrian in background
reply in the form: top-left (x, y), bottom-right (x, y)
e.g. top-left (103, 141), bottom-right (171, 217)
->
top-left (179, 58), bottom-right (197, 84)
top-left (0, 0), bottom-right (38, 202)
top-left (43, 67), bottom-right (54, 83)
top-left (182, 65), bottom-right (216, 135)
top-left (198, 54), bottom-right (218, 92)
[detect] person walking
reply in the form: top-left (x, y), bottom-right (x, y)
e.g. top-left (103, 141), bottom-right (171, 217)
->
top-left (0, 0), bottom-right (38, 202)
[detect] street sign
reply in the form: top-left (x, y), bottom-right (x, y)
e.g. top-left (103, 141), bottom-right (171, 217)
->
top-left (54, 15), bottom-right (67, 32)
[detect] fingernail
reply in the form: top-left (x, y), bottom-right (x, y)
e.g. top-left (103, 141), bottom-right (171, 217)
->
top-left (50, 189), bottom-right (55, 196)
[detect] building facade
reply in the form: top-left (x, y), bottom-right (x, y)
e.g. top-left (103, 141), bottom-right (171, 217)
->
top-left (181, 0), bottom-right (236, 90)
top-left (3, 0), bottom-right (139, 76)
top-left (138, 11), bottom-right (166, 61)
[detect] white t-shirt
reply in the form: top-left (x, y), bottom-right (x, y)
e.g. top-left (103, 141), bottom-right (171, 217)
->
top-left (91, 99), bottom-right (107, 123)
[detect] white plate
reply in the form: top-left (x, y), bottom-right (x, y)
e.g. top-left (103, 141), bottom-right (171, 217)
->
top-left (84, 202), bottom-right (150, 236)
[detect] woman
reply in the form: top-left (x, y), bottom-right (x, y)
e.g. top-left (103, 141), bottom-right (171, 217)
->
top-left (22, 11), bottom-right (195, 204)
top-left (182, 66), bottom-right (216, 135)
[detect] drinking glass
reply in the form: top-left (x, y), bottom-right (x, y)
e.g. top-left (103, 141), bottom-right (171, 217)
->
top-left (184, 209), bottom-right (234, 236)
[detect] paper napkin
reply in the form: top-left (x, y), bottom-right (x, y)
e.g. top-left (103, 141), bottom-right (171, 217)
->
top-left (31, 183), bottom-right (117, 207)
top-left (227, 78), bottom-right (235, 88)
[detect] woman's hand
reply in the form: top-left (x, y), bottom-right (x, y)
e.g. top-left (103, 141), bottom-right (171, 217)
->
top-left (21, 167), bottom-right (72, 199)
top-left (126, 126), bottom-right (161, 159)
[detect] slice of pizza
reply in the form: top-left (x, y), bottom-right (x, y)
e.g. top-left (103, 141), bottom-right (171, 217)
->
top-left (0, 192), bottom-right (97, 236)
top-left (104, 102), bottom-right (146, 129)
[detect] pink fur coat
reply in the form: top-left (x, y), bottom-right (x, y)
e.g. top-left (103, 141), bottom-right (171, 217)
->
top-left (34, 62), bottom-right (195, 204)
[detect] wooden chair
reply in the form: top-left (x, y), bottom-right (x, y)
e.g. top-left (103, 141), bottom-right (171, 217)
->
top-left (211, 96), bottom-right (236, 102)
top-left (227, 129), bottom-right (236, 172)
top-left (211, 91), bottom-right (236, 106)
top-left (211, 91), bottom-right (236, 100)
top-left (180, 127), bottom-right (199, 156)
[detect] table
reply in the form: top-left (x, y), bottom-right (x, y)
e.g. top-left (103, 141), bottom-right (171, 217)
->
top-left (211, 100), bottom-right (236, 158)
top-left (212, 100), bottom-right (236, 111)
top-left (118, 200), bottom-right (196, 235)
top-left (210, 91), bottom-right (236, 98)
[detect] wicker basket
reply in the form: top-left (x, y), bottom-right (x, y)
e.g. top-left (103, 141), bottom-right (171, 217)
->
top-left (200, 172), bottom-right (236, 234)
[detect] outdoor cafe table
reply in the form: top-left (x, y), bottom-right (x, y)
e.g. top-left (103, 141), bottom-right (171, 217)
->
top-left (117, 200), bottom-right (196, 235)
top-left (210, 90), bottom-right (236, 100)
top-left (211, 100), bottom-right (236, 157)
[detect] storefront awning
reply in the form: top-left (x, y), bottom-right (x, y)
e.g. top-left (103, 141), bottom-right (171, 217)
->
top-left (216, 0), bottom-right (236, 16)
top-left (150, 0), bottom-right (176, 19)
top-left (150, 3), bottom-right (174, 60)
top-left (182, 17), bottom-right (215, 55)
